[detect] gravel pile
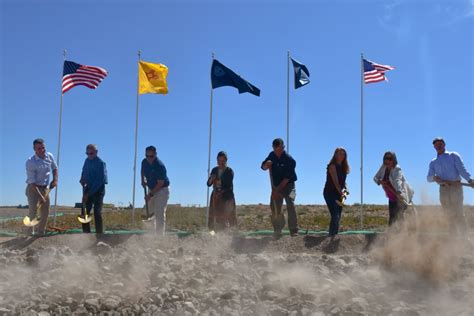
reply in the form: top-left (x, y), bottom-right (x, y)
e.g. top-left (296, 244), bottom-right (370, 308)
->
top-left (0, 232), bottom-right (473, 315)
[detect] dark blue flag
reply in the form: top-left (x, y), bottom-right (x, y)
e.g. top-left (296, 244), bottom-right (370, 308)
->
top-left (290, 58), bottom-right (310, 89)
top-left (211, 59), bottom-right (260, 96)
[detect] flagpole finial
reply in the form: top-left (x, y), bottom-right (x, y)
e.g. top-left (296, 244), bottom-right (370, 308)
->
top-left (138, 50), bottom-right (142, 59)
top-left (211, 52), bottom-right (215, 59)
top-left (63, 49), bottom-right (67, 58)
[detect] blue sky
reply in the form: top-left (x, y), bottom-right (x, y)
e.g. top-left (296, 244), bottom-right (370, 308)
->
top-left (1, 0), bottom-right (473, 207)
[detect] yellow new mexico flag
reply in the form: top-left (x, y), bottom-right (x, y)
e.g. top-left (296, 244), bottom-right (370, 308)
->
top-left (138, 61), bottom-right (168, 94)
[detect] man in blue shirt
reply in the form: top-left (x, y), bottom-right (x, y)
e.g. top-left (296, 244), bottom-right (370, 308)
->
top-left (261, 138), bottom-right (298, 238)
top-left (141, 146), bottom-right (170, 235)
top-left (427, 137), bottom-right (473, 234)
top-left (25, 138), bottom-right (58, 236)
top-left (80, 144), bottom-right (107, 234)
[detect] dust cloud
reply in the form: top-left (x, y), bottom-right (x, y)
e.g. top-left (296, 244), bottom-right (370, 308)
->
top-left (0, 207), bottom-right (472, 315)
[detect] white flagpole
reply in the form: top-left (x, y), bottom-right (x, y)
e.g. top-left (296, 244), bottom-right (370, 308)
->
top-left (360, 53), bottom-right (364, 229)
top-left (53, 49), bottom-right (67, 225)
top-left (132, 50), bottom-right (141, 223)
top-left (206, 52), bottom-right (215, 230)
top-left (286, 50), bottom-right (290, 153)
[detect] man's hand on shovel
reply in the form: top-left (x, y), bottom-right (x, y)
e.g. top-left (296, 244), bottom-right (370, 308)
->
top-left (145, 191), bottom-right (153, 202)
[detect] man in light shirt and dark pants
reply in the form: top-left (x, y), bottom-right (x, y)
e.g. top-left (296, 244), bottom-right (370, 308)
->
top-left (25, 138), bottom-right (58, 236)
top-left (427, 137), bottom-right (473, 235)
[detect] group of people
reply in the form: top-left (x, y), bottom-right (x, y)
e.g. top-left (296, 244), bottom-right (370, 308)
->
top-left (209, 137), bottom-right (473, 239)
top-left (25, 137), bottom-right (473, 237)
top-left (25, 139), bottom-right (170, 236)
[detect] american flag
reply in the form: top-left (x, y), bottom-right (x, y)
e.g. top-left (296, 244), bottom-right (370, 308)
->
top-left (363, 59), bottom-right (394, 84)
top-left (62, 61), bottom-right (108, 93)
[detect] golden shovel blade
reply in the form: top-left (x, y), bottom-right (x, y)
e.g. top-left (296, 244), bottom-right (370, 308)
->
top-left (77, 214), bottom-right (92, 224)
top-left (23, 216), bottom-right (40, 227)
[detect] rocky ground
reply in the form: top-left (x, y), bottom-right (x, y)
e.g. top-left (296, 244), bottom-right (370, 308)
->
top-left (0, 229), bottom-right (473, 316)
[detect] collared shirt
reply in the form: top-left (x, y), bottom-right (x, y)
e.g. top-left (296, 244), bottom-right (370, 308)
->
top-left (261, 151), bottom-right (297, 187)
top-left (141, 157), bottom-right (170, 190)
top-left (427, 151), bottom-right (472, 182)
top-left (26, 152), bottom-right (58, 186)
top-left (81, 156), bottom-right (108, 195)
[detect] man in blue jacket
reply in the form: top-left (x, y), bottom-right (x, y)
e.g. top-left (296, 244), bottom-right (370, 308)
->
top-left (80, 144), bottom-right (108, 234)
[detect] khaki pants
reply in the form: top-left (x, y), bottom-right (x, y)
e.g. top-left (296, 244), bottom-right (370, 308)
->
top-left (439, 184), bottom-right (466, 234)
top-left (25, 185), bottom-right (50, 235)
top-left (270, 183), bottom-right (297, 233)
top-left (149, 187), bottom-right (170, 236)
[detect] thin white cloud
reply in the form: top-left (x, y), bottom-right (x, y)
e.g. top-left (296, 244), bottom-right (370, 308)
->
top-left (378, 0), bottom-right (473, 38)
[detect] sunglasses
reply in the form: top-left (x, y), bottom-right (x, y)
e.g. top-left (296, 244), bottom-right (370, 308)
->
top-left (146, 155), bottom-right (155, 158)
top-left (384, 156), bottom-right (393, 161)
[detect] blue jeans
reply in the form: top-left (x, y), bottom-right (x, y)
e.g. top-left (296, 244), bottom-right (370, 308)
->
top-left (324, 192), bottom-right (342, 236)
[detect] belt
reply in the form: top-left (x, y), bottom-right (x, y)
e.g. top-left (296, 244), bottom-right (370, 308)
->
top-left (440, 180), bottom-right (461, 187)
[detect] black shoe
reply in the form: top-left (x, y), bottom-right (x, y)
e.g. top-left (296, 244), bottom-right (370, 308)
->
top-left (290, 229), bottom-right (299, 237)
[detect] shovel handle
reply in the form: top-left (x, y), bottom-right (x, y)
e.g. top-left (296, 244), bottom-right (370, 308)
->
top-left (268, 168), bottom-right (279, 212)
top-left (144, 186), bottom-right (150, 217)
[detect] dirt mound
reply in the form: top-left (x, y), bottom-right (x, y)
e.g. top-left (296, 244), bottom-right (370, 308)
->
top-left (0, 232), bottom-right (473, 315)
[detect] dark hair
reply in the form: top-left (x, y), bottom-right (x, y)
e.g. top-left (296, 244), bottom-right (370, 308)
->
top-left (327, 147), bottom-right (350, 174)
top-left (145, 146), bottom-right (156, 153)
top-left (432, 137), bottom-right (445, 145)
top-left (383, 151), bottom-right (398, 166)
top-left (33, 138), bottom-right (44, 146)
top-left (272, 138), bottom-right (284, 148)
top-left (217, 151), bottom-right (228, 160)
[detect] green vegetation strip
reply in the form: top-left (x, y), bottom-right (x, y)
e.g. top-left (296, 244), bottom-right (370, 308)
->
top-left (0, 212), bottom-right (65, 223)
top-left (244, 229), bottom-right (381, 236)
top-left (0, 229), bottom-right (382, 238)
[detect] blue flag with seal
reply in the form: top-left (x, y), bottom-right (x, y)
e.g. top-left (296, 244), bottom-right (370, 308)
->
top-left (211, 59), bottom-right (260, 96)
top-left (290, 57), bottom-right (310, 89)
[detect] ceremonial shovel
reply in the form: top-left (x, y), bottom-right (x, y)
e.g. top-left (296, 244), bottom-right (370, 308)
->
top-left (23, 188), bottom-right (50, 227)
top-left (77, 190), bottom-right (92, 224)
